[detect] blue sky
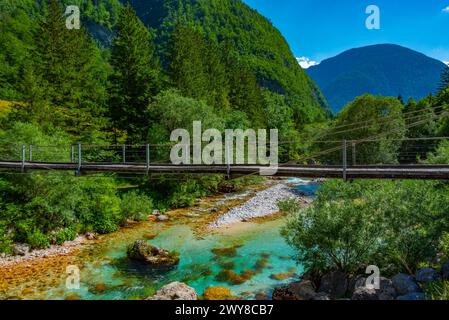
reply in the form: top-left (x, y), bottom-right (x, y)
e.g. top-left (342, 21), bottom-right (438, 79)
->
top-left (243, 0), bottom-right (449, 66)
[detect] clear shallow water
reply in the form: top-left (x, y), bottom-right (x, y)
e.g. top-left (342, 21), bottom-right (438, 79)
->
top-left (6, 179), bottom-right (318, 300)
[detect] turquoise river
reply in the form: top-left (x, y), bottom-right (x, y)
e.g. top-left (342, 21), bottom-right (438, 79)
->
top-left (0, 179), bottom-right (319, 300)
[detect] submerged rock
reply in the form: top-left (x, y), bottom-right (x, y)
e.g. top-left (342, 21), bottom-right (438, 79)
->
top-left (270, 272), bottom-right (295, 281)
top-left (126, 240), bottom-right (179, 267)
top-left (215, 269), bottom-right (256, 285)
top-left (211, 245), bottom-right (241, 258)
top-left (149, 282), bottom-right (197, 300)
top-left (202, 287), bottom-right (239, 300)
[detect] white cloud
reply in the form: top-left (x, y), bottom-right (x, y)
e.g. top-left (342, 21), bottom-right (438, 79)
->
top-left (296, 56), bottom-right (320, 69)
top-left (443, 6), bottom-right (449, 13)
top-left (444, 61), bottom-right (449, 66)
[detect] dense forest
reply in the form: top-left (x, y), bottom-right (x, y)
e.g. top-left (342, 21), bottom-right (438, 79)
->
top-left (1, 0), bottom-right (449, 299)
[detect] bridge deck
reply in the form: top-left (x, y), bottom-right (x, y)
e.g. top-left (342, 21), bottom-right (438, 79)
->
top-left (1, 161), bottom-right (449, 180)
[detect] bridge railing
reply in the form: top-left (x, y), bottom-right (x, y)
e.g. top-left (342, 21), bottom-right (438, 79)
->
top-left (1, 137), bottom-right (449, 168)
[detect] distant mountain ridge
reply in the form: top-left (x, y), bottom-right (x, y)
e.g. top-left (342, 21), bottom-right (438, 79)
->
top-left (307, 44), bottom-right (447, 113)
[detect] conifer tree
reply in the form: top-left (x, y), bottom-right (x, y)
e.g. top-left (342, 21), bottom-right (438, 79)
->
top-left (108, 4), bottom-right (161, 142)
top-left (168, 25), bottom-right (209, 101)
top-left (33, 0), bottom-right (108, 138)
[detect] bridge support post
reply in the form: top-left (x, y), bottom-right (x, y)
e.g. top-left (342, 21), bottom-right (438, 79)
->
top-left (225, 145), bottom-right (231, 180)
top-left (146, 144), bottom-right (150, 175)
top-left (71, 145), bottom-right (75, 163)
top-left (342, 140), bottom-right (347, 181)
top-left (122, 145), bottom-right (126, 164)
top-left (28, 145), bottom-right (32, 162)
top-left (21, 144), bottom-right (26, 172)
top-left (76, 144), bottom-right (82, 176)
top-left (352, 142), bottom-right (356, 166)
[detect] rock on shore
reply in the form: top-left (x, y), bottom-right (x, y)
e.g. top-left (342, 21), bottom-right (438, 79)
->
top-left (210, 182), bottom-right (311, 228)
top-left (149, 282), bottom-right (197, 300)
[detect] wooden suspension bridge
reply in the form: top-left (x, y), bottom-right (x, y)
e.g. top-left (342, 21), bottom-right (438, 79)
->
top-left (1, 141), bottom-right (449, 180)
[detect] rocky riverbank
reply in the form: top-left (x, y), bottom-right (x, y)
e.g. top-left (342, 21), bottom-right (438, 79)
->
top-left (0, 235), bottom-right (90, 268)
top-left (272, 261), bottom-right (449, 300)
top-left (209, 181), bottom-right (313, 228)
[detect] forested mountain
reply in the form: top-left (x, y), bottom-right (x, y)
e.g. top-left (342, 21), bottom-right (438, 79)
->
top-left (307, 44), bottom-right (447, 114)
top-left (122, 0), bottom-right (330, 122)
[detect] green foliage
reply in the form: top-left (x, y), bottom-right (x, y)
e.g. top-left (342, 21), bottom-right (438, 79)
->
top-left (314, 95), bottom-right (406, 165)
top-left (28, 0), bottom-right (108, 137)
top-left (120, 191), bottom-right (153, 222)
top-left (425, 281), bottom-right (449, 300)
top-left (108, 4), bottom-right (162, 142)
top-left (438, 232), bottom-right (449, 260)
top-left (149, 0), bottom-right (329, 126)
top-left (61, 0), bottom-right (121, 29)
top-left (0, 0), bottom-right (39, 100)
top-left (26, 229), bottom-right (50, 249)
top-left (278, 198), bottom-right (299, 214)
top-left (53, 227), bottom-right (77, 245)
top-left (426, 141), bottom-right (449, 164)
top-left (282, 179), bottom-right (449, 275)
top-left (0, 223), bottom-right (13, 254)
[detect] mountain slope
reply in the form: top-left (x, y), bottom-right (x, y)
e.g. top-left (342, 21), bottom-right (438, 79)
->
top-left (307, 44), bottom-right (447, 113)
top-left (123, 0), bottom-right (330, 122)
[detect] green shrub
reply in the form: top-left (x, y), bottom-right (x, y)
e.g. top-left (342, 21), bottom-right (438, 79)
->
top-left (278, 198), bottom-right (299, 214)
top-left (282, 179), bottom-right (449, 275)
top-left (425, 281), bottom-right (449, 300)
top-left (53, 227), bottom-right (77, 245)
top-left (27, 229), bottom-right (50, 249)
top-left (120, 191), bottom-right (153, 222)
top-left (0, 224), bottom-right (13, 254)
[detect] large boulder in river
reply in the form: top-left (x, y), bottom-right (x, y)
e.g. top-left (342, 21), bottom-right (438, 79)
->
top-left (392, 274), bottom-right (421, 296)
top-left (318, 270), bottom-right (348, 298)
top-left (149, 282), bottom-right (197, 300)
top-left (127, 240), bottom-right (179, 267)
top-left (272, 280), bottom-right (317, 300)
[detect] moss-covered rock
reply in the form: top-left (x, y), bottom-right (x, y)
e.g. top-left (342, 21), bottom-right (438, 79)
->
top-left (127, 240), bottom-right (179, 268)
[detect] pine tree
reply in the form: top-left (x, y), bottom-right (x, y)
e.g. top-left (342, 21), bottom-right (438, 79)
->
top-left (168, 25), bottom-right (209, 101)
top-left (226, 57), bottom-right (266, 128)
top-left (108, 4), bottom-right (161, 142)
top-left (33, 0), bottom-right (108, 138)
top-left (205, 41), bottom-right (230, 110)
